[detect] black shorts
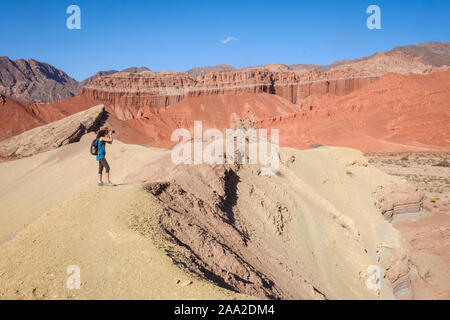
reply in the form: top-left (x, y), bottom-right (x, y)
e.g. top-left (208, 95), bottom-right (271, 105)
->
top-left (98, 158), bottom-right (110, 174)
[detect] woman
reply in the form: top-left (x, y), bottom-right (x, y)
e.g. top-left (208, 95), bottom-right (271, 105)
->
top-left (96, 126), bottom-right (114, 186)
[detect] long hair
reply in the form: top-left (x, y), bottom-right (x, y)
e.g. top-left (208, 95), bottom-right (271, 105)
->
top-left (96, 129), bottom-right (107, 139)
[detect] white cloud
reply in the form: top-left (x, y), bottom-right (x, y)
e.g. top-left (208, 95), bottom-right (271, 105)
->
top-left (221, 36), bottom-right (239, 44)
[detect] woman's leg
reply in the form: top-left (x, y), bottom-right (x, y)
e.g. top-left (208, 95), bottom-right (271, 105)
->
top-left (98, 160), bottom-right (104, 182)
top-left (102, 159), bottom-right (111, 182)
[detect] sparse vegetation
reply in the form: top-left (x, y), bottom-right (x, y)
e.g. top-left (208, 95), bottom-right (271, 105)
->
top-left (365, 151), bottom-right (449, 215)
top-left (309, 142), bottom-right (323, 149)
top-left (434, 159), bottom-right (450, 168)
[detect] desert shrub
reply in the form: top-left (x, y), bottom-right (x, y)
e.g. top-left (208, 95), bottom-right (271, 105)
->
top-left (434, 159), bottom-right (450, 168)
top-left (309, 142), bottom-right (323, 149)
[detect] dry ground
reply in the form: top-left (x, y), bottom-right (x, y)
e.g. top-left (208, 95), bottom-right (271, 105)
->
top-left (367, 152), bottom-right (450, 299)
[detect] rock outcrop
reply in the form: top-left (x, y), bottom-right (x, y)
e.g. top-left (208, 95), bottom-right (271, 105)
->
top-left (0, 104), bottom-right (105, 158)
top-left (374, 182), bottom-right (424, 221)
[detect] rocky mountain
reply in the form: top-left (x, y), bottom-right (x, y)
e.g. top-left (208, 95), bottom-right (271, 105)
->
top-left (121, 66), bottom-right (151, 73)
top-left (1, 42), bottom-right (447, 104)
top-left (0, 59), bottom-right (154, 104)
top-left (79, 70), bottom-right (118, 87)
top-left (290, 41), bottom-right (450, 71)
top-left (0, 57), bottom-right (81, 103)
top-left (392, 41), bottom-right (450, 67)
top-left (185, 64), bottom-right (235, 78)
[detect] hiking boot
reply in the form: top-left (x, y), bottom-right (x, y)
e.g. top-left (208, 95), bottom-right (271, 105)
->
top-left (97, 181), bottom-right (103, 186)
top-left (104, 181), bottom-right (115, 187)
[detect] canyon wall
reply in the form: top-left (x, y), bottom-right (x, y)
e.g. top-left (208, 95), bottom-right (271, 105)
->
top-left (254, 70), bottom-right (450, 152)
top-left (84, 68), bottom-right (379, 120)
top-left (82, 50), bottom-right (442, 121)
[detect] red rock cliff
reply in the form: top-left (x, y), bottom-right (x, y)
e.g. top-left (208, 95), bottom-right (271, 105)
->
top-left (84, 68), bottom-right (380, 120)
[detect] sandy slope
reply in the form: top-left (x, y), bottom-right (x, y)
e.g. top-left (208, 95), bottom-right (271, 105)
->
top-left (0, 136), bottom-right (420, 299)
top-left (124, 142), bottom-right (416, 299)
top-left (0, 135), bottom-right (249, 299)
top-left (0, 185), bottom-right (249, 299)
top-left (0, 133), bottom-right (165, 243)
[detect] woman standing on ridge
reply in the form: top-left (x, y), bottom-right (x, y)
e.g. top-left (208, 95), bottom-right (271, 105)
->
top-left (96, 126), bottom-right (115, 186)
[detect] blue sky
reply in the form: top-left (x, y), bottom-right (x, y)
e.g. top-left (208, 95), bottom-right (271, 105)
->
top-left (1, 0), bottom-right (449, 80)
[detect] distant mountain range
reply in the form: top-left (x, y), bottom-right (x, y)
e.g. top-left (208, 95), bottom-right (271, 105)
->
top-left (290, 41), bottom-right (450, 71)
top-left (1, 42), bottom-right (448, 103)
top-left (0, 57), bottom-right (80, 103)
top-left (0, 61), bottom-right (152, 103)
top-left (185, 64), bottom-right (236, 78)
top-left (79, 70), bottom-right (119, 87)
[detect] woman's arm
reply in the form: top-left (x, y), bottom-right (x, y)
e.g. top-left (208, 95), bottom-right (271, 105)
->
top-left (100, 131), bottom-right (114, 144)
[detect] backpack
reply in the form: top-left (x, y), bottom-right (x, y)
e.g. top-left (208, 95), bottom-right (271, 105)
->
top-left (90, 138), bottom-right (99, 155)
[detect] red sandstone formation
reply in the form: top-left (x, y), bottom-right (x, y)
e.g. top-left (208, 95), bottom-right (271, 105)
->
top-left (0, 97), bottom-right (45, 141)
top-left (122, 93), bottom-right (299, 147)
top-left (79, 50), bottom-right (440, 124)
top-left (0, 94), bottom-right (99, 140)
top-left (255, 70), bottom-right (450, 152)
